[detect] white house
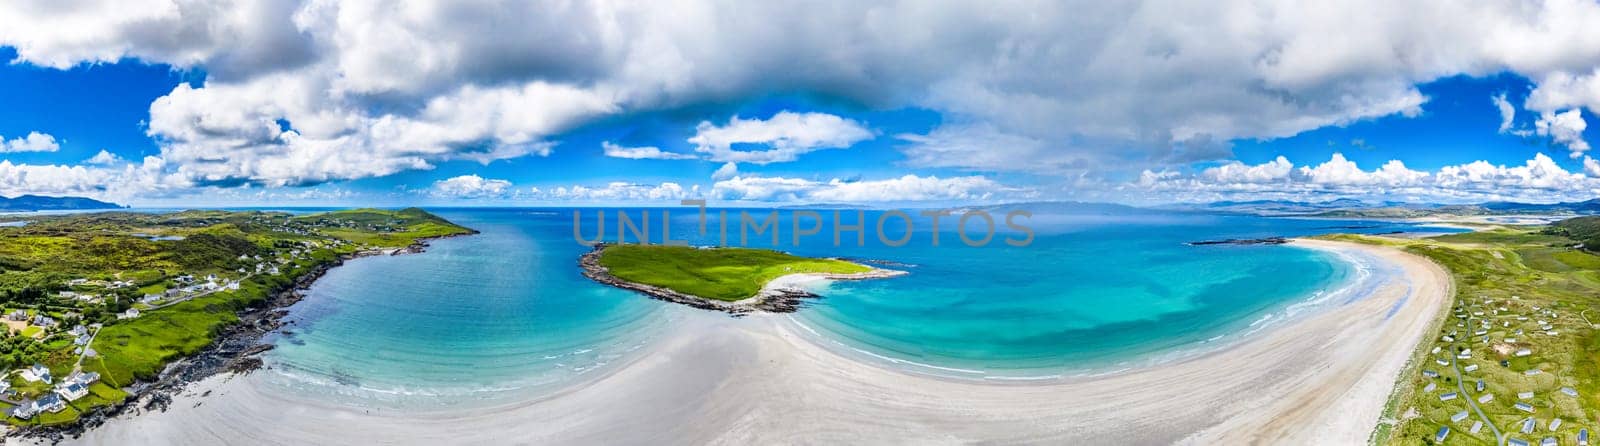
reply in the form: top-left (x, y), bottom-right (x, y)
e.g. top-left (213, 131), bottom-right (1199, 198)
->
top-left (55, 381), bottom-right (88, 401)
top-left (34, 393), bottom-right (65, 413)
top-left (21, 363), bottom-right (51, 384)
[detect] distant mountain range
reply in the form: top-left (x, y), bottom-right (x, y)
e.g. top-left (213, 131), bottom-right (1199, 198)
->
top-left (1167, 198), bottom-right (1600, 218)
top-left (0, 195), bottom-right (123, 211)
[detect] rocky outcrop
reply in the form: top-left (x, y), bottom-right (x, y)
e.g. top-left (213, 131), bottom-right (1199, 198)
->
top-left (1186, 237), bottom-right (1289, 246)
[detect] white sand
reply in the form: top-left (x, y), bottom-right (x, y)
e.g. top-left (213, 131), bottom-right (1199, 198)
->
top-left (56, 239), bottom-right (1450, 445)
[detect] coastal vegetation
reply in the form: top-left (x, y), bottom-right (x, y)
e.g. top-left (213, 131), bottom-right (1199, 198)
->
top-left (0, 208), bottom-right (471, 427)
top-left (1324, 223), bottom-right (1600, 445)
top-left (595, 245), bottom-right (871, 301)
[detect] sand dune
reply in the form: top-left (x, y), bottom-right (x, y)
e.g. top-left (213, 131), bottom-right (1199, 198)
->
top-left (60, 239), bottom-right (1449, 445)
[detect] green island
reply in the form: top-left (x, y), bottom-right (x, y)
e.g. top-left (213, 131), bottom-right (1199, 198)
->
top-left (0, 208), bottom-right (471, 427)
top-left (595, 245), bottom-right (873, 301)
top-left (1318, 217), bottom-right (1600, 445)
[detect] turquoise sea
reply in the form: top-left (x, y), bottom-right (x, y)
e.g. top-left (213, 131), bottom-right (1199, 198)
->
top-left (252, 206), bottom-right (1459, 407)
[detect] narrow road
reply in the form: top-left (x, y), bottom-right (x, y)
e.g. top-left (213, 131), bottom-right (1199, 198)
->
top-left (72, 325), bottom-right (101, 373)
top-left (1452, 315), bottom-right (1503, 444)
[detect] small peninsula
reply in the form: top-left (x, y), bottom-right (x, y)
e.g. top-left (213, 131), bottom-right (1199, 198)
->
top-left (580, 244), bottom-right (905, 314)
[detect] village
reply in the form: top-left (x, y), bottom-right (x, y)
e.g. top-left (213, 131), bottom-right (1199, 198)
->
top-left (0, 246), bottom-right (322, 421)
top-left (0, 208), bottom-right (466, 428)
top-left (1422, 293), bottom-right (1595, 446)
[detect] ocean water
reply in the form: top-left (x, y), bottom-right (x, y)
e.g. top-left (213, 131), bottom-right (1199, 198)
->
top-left (258, 210), bottom-right (678, 410)
top-left (254, 207), bottom-right (1458, 406)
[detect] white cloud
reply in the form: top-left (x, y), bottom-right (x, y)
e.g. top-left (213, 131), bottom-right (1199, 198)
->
top-left (688, 111), bottom-right (873, 164)
top-left (708, 177), bottom-right (817, 202)
top-left (537, 182), bottom-right (697, 202)
top-left (1493, 93), bottom-right (1517, 133)
top-left (1297, 154), bottom-right (1428, 187)
top-left (895, 124), bottom-right (1094, 174)
top-left (711, 162), bottom-right (739, 180)
top-left (601, 141), bottom-right (696, 160)
top-left (5, 1), bottom-right (1600, 195)
top-left (1202, 156), bottom-right (1293, 183)
top-left (1, 132), bottom-right (60, 153)
top-left (1526, 69), bottom-right (1600, 115)
top-left (1137, 152), bottom-right (1600, 202)
top-left (83, 150), bottom-right (124, 165)
top-left (1433, 153), bottom-right (1583, 191)
top-left (430, 174), bottom-right (513, 199)
top-left (0, 157), bottom-right (187, 203)
top-left (711, 174), bottom-right (1027, 203)
top-left (1535, 109), bottom-right (1591, 158)
top-left (142, 76), bottom-right (610, 187)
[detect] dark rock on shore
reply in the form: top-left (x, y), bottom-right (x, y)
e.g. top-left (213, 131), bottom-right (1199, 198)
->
top-left (578, 244), bottom-right (825, 316)
top-left (1186, 237), bottom-right (1290, 246)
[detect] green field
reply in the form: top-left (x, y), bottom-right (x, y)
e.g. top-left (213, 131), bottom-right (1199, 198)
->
top-left (1328, 226), bottom-right (1600, 445)
top-left (294, 208), bottom-right (472, 247)
top-left (596, 245), bottom-right (871, 301)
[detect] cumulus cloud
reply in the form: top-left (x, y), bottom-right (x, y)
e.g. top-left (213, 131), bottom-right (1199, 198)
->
top-left (1535, 109), bottom-right (1591, 158)
top-left (83, 150), bottom-right (124, 165)
top-left (430, 174), bottom-right (513, 199)
top-left (1202, 156), bottom-right (1294, 184)
top-left (711, 174), bottom-right (1027, 202)
top-left (1297, 154), bottom-right (1429, 187)
top-left (689, 112), bottom-right (874, 164)
top-left (711, 162), bottom-right (739, 180)
top-left (0, 157), bottom-right (186, 203)
top-left (534, 182), bottom-right (697, 202)
top-left (601, 141), bottom-right (697, 160)
top-left (1, 132), bottom-right (60, 153)
top-left (1137, 152), bottom-right (1600, 202)
top-left (4, 0), bottom-right (1600, 197)
top-left (146, 76), bottom-right (602, 187)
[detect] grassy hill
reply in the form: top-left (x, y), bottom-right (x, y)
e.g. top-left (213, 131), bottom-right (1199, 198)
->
top-left (1547, 216), bottom-right (1600, 250)
top-left (596, 245), bottom-right (870, 301)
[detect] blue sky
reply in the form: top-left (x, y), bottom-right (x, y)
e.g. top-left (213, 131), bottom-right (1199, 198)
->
top-left (0, 1), bottom-right (1598, 206)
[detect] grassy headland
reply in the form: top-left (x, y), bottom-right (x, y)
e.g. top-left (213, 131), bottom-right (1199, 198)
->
top-left (595, 245), bottom-right (872, 301)
top-left (0, 208), bottom-right (471, 427)
top-left (1321, 223), bottom-right (1600, 445)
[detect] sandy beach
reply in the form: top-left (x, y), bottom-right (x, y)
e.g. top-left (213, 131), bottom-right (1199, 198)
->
top-left (53, 239), bottom-right (1450, 445)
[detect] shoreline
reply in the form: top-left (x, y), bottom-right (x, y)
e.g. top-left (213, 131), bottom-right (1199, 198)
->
top-left (61, 238), bottom-right (1452, 444)
top-left (774, 239), bottom-right (1382, 384)
top-left (578, 243), bottom-right (906, 315)
top-left (15, 230), bottom-right (477, 442)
